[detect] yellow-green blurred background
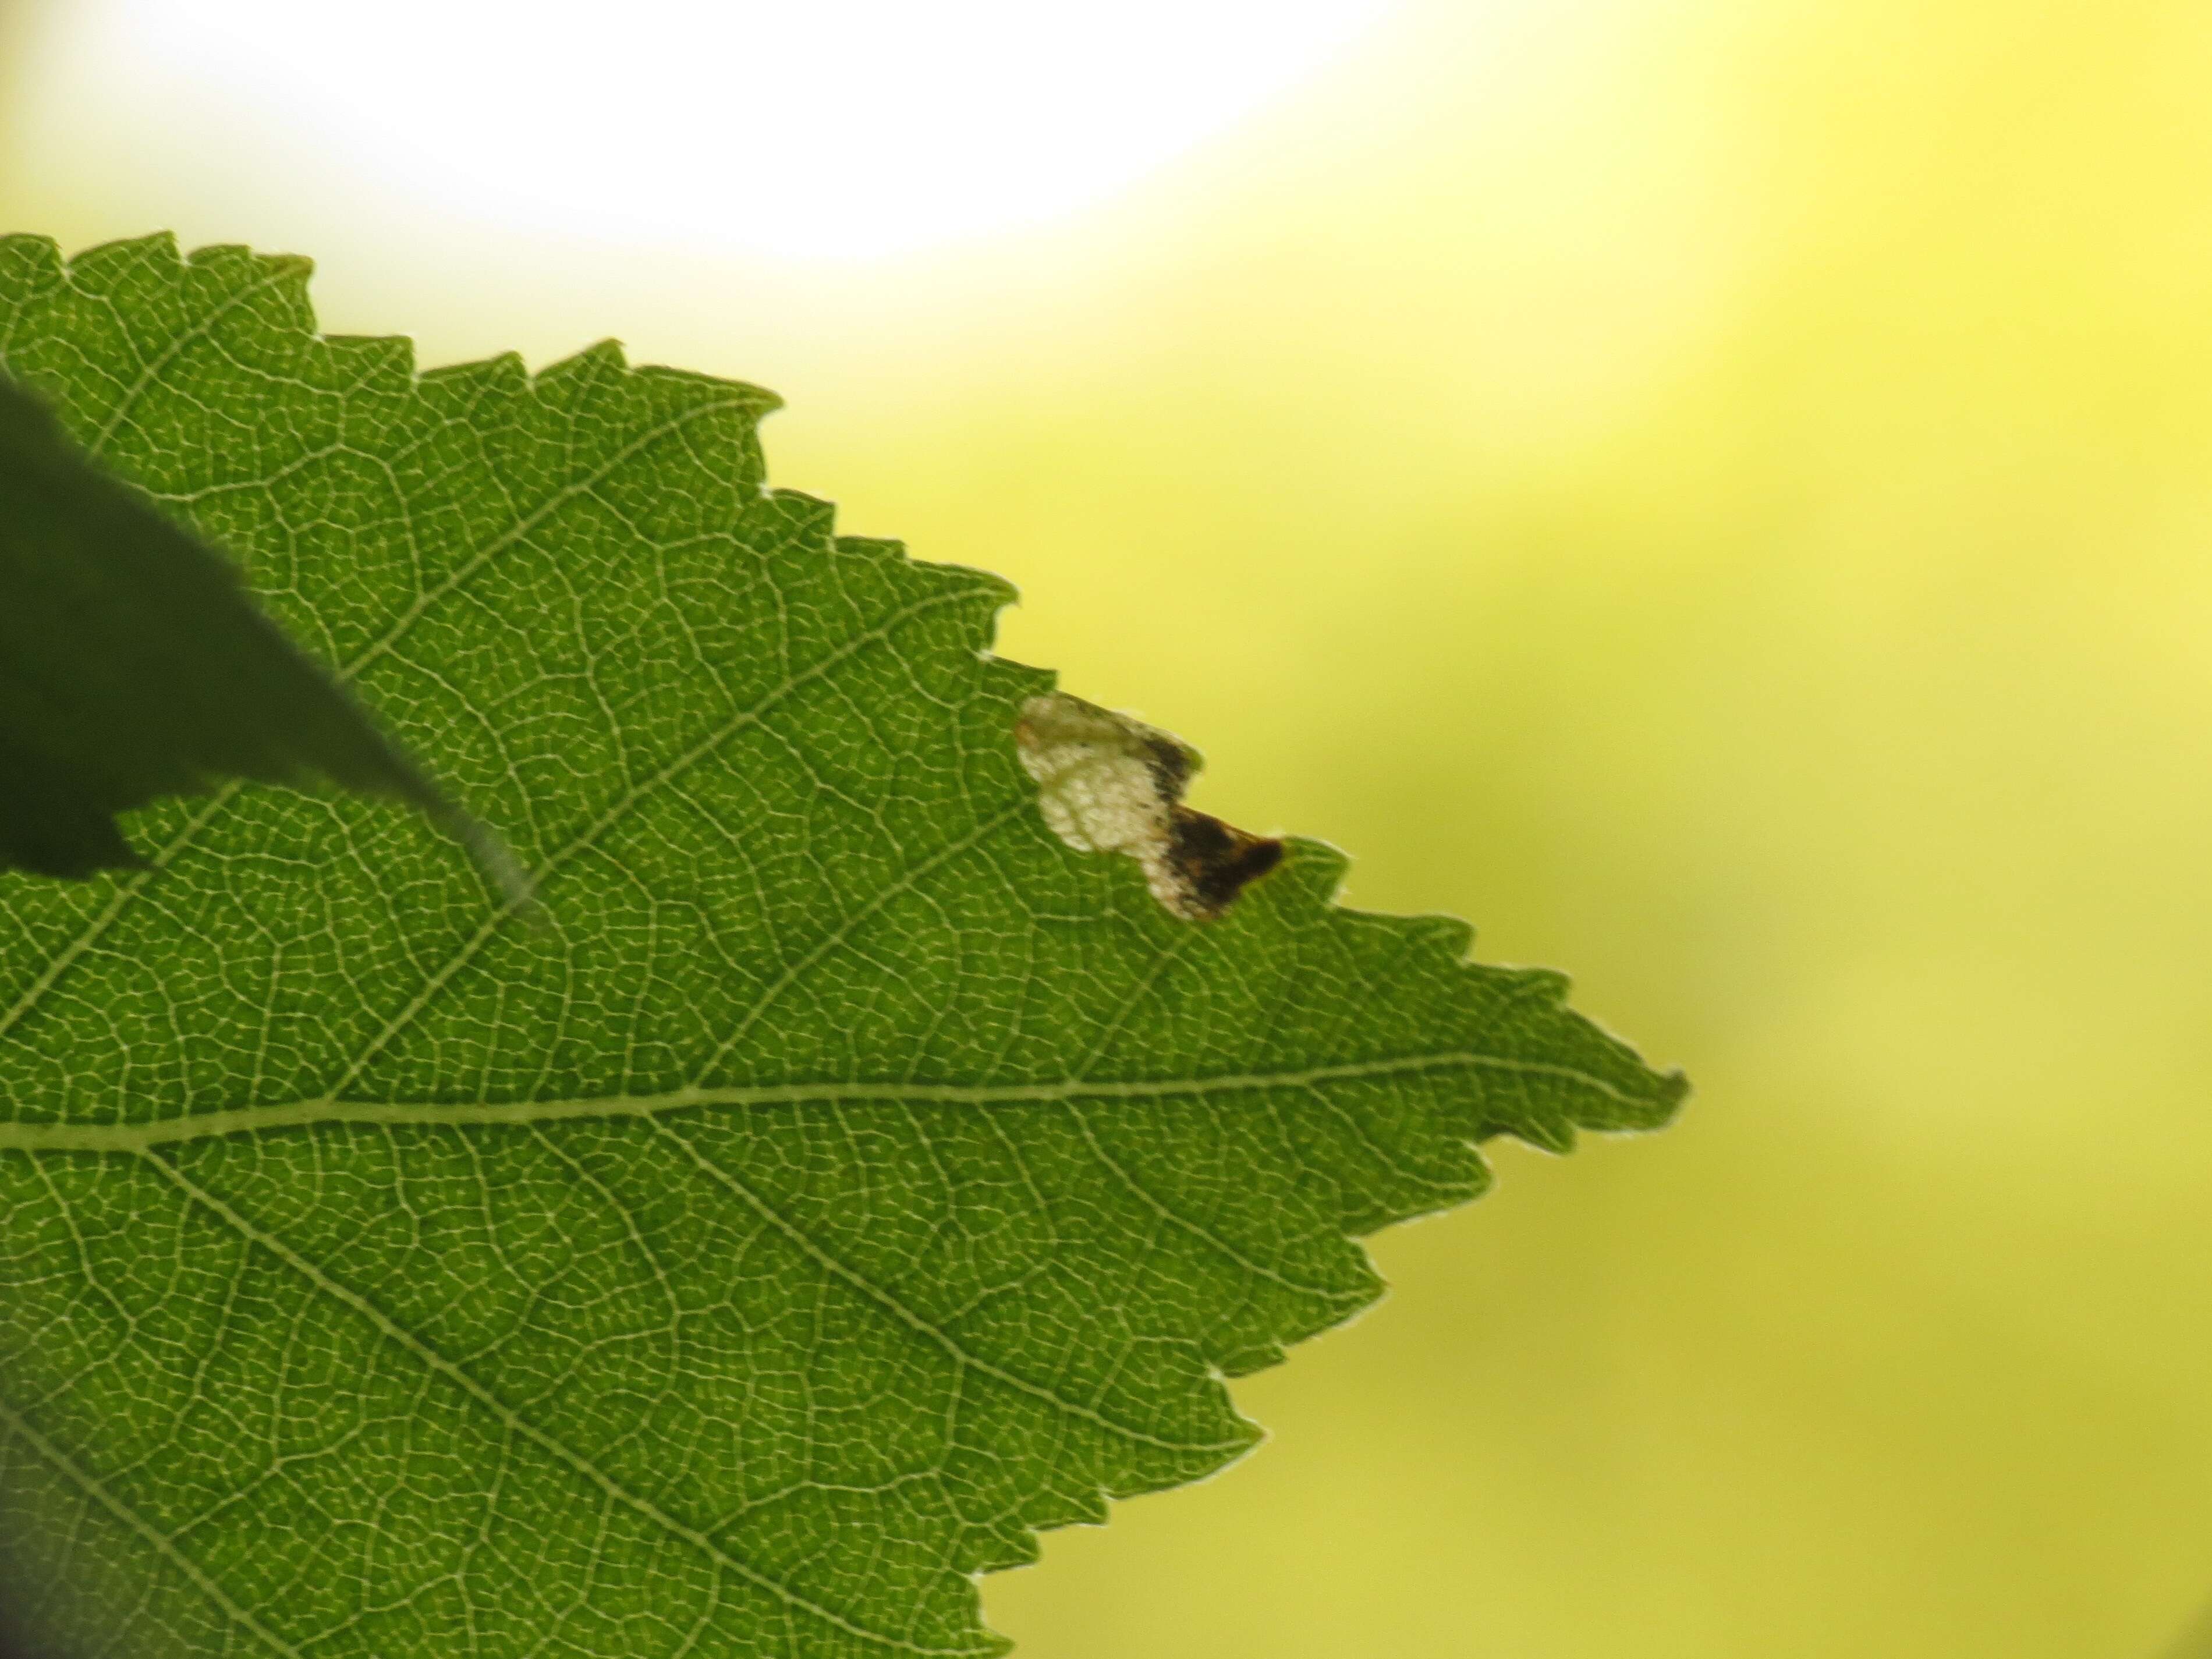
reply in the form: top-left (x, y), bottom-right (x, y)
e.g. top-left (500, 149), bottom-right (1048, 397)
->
top-left (5, 0), bottom-right (2210, 1653)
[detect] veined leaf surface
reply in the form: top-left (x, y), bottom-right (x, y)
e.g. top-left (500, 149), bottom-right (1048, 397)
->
top-left (0, 368), bottom-right (499, 882)
top-left (0, 235), bottom-right (1683, 1658)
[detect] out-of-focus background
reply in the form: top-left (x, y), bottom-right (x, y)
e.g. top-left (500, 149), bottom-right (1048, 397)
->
top-left (5, 0), bottom-right (2210, 1653)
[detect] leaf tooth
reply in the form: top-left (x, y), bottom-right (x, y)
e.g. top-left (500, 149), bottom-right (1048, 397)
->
top-left (417, 348), bottom-right (530, 399)
top-left (321, 331), bottom-right (420, 391)
top-left (72, 228), bottom-right (182, 276)
top-left (637, 360), bottom-right (785, 416)
top-left (0, 232), bottom-right (65, 296)
top-left (182, 240), bottom-right (313, 282)
top-left (768, 487), bottom-right (838, 539)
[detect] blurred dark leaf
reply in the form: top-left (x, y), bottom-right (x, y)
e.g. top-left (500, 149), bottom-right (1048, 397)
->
top-left (0, 370), bottom-right (502, 884)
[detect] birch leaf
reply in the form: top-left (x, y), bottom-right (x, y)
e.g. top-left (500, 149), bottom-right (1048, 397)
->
top-left (0, 235), bottom-right (1683, 1659)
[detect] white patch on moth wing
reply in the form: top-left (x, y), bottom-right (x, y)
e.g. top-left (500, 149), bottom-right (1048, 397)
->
top-left (1013, 693), bottom-right (1283, 922)
top-left (1013, 693), bottom-right (1189, 856)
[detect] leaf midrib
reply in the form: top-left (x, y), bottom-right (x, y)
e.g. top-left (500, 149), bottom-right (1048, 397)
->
top-left (0, 1048), bottom-right (1646, 1152)
top-left (6, 1085), bottom-right (1330, 1659)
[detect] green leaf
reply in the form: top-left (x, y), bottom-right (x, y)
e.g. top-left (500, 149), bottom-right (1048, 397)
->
top-left (0, 235), bottom-right (1683, 1659)
top-left (0, 366), bottom-right (502, 884)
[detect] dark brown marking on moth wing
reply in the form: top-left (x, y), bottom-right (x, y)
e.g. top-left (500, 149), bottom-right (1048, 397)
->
top-left (1140, 733), bottom-right (1197, 803)
top-left (1162, 806), bottom-right (1286, 919)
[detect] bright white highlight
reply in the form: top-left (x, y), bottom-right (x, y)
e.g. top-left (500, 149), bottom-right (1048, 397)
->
top-left (86, 0), bottom-right (1387, 257)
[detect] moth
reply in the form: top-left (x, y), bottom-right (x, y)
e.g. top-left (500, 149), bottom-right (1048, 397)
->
top-left (1013, 692), bottom-right (1284, 921)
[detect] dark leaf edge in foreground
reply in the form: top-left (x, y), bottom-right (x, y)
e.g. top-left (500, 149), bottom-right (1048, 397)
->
top-left (0, 366), bottom-right (515, 889)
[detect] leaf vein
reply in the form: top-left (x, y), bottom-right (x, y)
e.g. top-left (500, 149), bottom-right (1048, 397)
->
top-left (134, 1147), bottom-right (979, 1658)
